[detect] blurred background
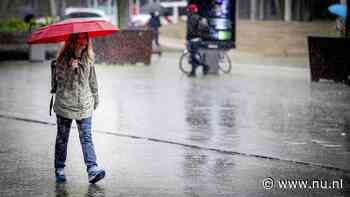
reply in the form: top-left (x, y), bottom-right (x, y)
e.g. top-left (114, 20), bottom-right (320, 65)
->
top-left (0, 0), bottom-right (346, 58)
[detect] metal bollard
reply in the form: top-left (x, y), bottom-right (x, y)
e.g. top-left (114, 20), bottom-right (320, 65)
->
top-left (29, 44), bottom-right (46, 62)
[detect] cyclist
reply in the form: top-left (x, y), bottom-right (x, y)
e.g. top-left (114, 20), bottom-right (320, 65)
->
top-left (186, 4), bottom-right (209, 77)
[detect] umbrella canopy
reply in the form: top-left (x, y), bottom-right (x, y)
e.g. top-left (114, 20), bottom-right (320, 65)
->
top-left (140, 2), bottom-right (165, 14)
top-left (27, 18), bottom-right (118, 44)
top-left (328, 4), bottom-right (347, 18)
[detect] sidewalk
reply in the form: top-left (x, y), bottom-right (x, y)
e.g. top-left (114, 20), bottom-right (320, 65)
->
top-left (0, 117), bottom-right (348, 197)
top-left (0, 56), bottom-right (349, 196)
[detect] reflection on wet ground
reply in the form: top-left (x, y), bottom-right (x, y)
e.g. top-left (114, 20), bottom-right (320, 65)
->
top-left (0, 118), bottom-right (348, 197)
top-left (55, 183), bottom-right (105, 197)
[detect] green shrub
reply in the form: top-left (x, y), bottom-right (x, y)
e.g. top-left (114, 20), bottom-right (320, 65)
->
top-left (0, 17), bottom-right (57, 33)
top-left (36, 17), bottom-right (57, 27)
top-left (0, 18), bottom-right (30, 32)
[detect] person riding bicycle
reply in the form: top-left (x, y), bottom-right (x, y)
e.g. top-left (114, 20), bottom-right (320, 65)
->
top-left (186, 4), bottom-right (209, 77)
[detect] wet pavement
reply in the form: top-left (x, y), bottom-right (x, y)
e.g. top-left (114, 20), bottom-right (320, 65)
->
top-left (0, 52), bottom-right (349, 196)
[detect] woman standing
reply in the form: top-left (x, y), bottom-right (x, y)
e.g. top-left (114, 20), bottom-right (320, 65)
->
top-left (51, 33), bottom-right (105, 184)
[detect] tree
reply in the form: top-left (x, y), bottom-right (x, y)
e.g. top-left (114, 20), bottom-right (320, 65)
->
top-left (273, 0), bottom-right (281, 16)
top-left (1, 0), bottom-right (10, 14)
top-left (57, 0), bottom-right (66, 18)
top-left (117, 0), bottom-right (130, 29)
top-left (49, 0), bottom-right (57, 17)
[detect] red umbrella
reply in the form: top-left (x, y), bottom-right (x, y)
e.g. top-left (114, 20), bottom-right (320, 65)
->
top-left (27, 18), bottom-right (119, 44)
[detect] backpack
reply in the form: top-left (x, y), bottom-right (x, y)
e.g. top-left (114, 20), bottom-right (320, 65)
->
top-left (50, 60), bottom-right (57, 116)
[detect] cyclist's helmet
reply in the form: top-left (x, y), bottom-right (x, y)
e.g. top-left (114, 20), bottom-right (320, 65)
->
top-left (187, 4), bottom-right (199, 13)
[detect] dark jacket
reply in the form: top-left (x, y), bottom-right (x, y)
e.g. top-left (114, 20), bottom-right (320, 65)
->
top-left (149, 15), bottom-right (161, 30)
top-left (187, 13), bottom-right (208, 40)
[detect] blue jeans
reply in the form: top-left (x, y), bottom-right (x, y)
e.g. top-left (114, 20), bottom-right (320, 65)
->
top-left (55, 115), bottom-right (97, 170)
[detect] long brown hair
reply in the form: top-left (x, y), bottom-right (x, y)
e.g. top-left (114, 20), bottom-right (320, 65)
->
top-left (57, 33), bottom-right (95, 66)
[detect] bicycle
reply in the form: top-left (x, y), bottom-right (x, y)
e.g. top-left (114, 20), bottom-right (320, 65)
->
top-left (179, 49), bottom-right (232, 74)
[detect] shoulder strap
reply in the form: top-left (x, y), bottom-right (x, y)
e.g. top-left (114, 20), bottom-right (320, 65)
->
top-left (49, 95), bottom-right (54, 116)
top-left (50, 60), bottom-right (57, 94)
top-left (50, 60), bottom-right (57, 116)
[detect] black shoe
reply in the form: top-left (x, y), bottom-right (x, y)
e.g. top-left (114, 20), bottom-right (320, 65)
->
top-left (203, 66), bottom-right (209, 75)
top-left (188, 71), bottom-right (196, 77)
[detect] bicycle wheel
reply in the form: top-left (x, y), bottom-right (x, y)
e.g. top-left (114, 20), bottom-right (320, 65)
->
top-left (218, 52), bottom-right (232, 74)
top-left (179, 52), bottom-right (192, 74)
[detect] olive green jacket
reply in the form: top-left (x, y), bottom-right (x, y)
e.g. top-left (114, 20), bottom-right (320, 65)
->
top-left (51, 59), bottom-right (99, 120)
